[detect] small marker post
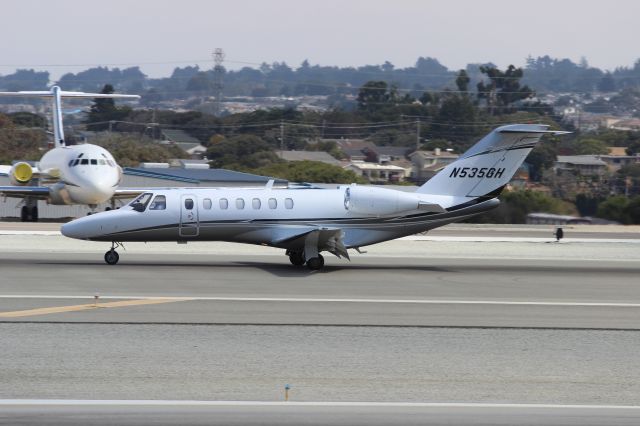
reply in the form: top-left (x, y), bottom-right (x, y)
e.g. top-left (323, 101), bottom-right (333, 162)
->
top-left (284, 384), bottom-right (291, 402)
top-left (94, 294), bottom-right (99, 307)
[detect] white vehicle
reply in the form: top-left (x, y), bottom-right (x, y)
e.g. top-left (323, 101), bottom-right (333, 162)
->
top-left (0, 86), bottom-right (140, 221)
top-left (62, 124), bottom-right (569, 269)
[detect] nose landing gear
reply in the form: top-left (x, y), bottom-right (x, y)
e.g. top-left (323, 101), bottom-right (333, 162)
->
top-left (104, 242), bottom-right (124, 265)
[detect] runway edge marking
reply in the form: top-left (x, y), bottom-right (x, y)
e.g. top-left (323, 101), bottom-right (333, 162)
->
top-left (1, 400), bottom-right (640, 410)
top-left (1, 295), bottom-right (639, 308)
top-left (0, 298), bottom-right (193, 318)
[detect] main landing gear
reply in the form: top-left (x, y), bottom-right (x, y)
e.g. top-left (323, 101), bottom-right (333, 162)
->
top-left (20, 205), bottom-right (38, 222)
top-left (287, 250), bottom-right (324, 271)
top-left (104, 242), bottom-right (123, 265)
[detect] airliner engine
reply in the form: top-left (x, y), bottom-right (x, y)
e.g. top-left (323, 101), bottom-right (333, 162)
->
top-left (9, 162), bottom-right (34, 185)
top-left (343, 185), bottom-right (423, 216)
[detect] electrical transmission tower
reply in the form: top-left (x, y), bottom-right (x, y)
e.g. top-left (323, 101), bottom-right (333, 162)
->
top-left (212, 48), bottom-right (225, 116)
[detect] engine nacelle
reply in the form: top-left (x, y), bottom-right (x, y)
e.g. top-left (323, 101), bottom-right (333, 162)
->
top-left (343, 185), bottom-right (422, 216)
top-left (9, 162), bottom-right (34, 185)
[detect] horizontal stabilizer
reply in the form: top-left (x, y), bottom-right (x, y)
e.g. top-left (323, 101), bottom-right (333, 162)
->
top-left (0, 90), bottom-right (139, 100)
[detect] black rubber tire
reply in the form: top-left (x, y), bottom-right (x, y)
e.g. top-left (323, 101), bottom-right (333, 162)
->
top-left (30, 206), bottom-right (38, 222)
top-left (306, 256), bottom-right (324, 271)
top-left (20, 206), bottom-right (28, 222)
top-left (104, 250), bottom-right (119, 265)
top-left (289, 252), bottom-right (305, 266)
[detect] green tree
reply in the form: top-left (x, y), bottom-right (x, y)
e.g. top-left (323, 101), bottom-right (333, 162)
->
top-left (596, 195), bottom-right (631, 224)
top-left (206, 134), bottom-right (279, 169)
top-left (252, 161), bottom-right (366, 184)
top-left (85, 84), bottom-right (132, 131)
top-left (455, 69), bottom-right (470, 92)
top-left (477, 65), bottom-right (534, 114)
top-left (91, 133), bottom-right (187, 167)
top-left (571, 138), bottom-right (609, 155)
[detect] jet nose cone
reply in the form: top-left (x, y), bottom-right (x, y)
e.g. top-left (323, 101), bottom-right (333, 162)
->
top-left (61, 217), bottom-right (93, 240)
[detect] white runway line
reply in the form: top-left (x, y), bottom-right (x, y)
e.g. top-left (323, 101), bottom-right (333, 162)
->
top-left (1, 295), bottom-right (640, 308)
top-left (1, 400), bottom-right (640, 410)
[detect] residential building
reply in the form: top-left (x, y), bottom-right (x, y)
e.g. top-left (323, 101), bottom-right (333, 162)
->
top-left (276, 150), bottom-right (341, 166)
top-left (554, 155), bottom-right (608, 176)
top-left (345, 161), bottom-right (407, 183)
top-left (408, 148), bottom-right (459, 184)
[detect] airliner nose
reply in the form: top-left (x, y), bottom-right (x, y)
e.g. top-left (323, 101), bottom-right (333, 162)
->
top-left (61, 217), bottom-right (94, 240)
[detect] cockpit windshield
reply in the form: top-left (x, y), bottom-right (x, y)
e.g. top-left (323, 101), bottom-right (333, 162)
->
top-left (129, 193), bottom-right (153, 211)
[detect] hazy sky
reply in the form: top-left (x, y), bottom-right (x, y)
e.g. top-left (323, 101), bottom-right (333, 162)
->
top-left (1, 0), bottom-right (638, 80)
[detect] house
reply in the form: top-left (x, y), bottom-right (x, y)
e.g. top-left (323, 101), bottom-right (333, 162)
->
top-left (331, 139), bottom-right (379, 162)
top-left (554, 155), bottom-right (608, 176)
top-left (160, 129), bottom-right (207, 158)
top-left (276, 150), bottom-right (341, 166)
top-left (345, 161), bottom-right (407, 183)
top-left (372, 146), bottom-right (411, 164)
top-left (408, 148), bottom-right (459, 184)
top-left (596, 147), bottom-right (640, 172)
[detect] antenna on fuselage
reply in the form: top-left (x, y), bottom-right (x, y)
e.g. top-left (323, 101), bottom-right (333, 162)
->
top-left (0, 86), bottom-right (140, 149)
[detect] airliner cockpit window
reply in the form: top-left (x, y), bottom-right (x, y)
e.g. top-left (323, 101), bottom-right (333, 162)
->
top-left (149, 195), bottom-right (166, 210)
top-left (80, 159), bottom-right (89, 165)
top-left (130, 193), bottom-right (153, 212)
top-left (98, 159), bottom-right (106, 165)
top-left (90, 159), bottom-right (97, 165)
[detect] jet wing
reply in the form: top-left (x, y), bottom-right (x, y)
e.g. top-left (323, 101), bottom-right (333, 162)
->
top-left (272, 227), bottom-right (350, 259)
top-left (0, 186), bottom-right (50, 199)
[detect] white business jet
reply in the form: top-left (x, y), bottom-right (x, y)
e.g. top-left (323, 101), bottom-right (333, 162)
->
top-left (0, 86), bottom-right (140, 221)
top-left (62, 124), bottom-right (569, 269)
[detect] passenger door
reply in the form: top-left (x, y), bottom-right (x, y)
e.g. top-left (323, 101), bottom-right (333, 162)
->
top-left (179, 194), bottom-right (199, 237)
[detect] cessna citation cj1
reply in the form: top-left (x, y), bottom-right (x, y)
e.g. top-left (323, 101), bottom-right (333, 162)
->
top-left (0, 86), bottom-right (140, 221)
top-left (62, 124), bottom-right (569, 270)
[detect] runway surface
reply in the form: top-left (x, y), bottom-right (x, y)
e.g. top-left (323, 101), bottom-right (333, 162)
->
top-left (3, 401), bottom-right (640, 426)
top-left (0, 226), bottom-right (638, 424)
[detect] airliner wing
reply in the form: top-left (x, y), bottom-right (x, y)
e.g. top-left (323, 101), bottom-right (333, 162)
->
top-left (272, 227), bottom-right (350, 259)
top-left (0, 186), bottom-right (50, 199)
top-left (112, 188), bottom-right (146, 200)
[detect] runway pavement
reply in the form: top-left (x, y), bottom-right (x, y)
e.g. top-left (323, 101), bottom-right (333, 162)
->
top-left (0, 225), bottom-right (638, 424)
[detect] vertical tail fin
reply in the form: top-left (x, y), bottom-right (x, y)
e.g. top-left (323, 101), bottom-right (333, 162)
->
top-left (0, 86), bottom-right (140, 148)
top-left (416, 124), bottom-right (569, 198)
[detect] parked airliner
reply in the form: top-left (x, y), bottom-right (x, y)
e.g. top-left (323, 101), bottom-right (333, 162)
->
top-left (61, 124), bottom-right (569, 269)
top-left (0, 86), bottom-right (140, 221)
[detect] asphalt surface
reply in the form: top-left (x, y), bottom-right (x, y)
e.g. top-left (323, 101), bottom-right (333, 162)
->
top-left (0, 228), bottom-right (638, 424)
top-left (2, 402), bottom-right (640, 426)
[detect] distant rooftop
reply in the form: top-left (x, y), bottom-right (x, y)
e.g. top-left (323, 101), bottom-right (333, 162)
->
top-left (556, 155), bottom-right (607, 166)
top-left (276, 150), bottom-right (341, 166)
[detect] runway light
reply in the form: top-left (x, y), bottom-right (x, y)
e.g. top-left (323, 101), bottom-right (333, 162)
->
top-left (284, 384), bottom-right (291, 401)
top-left (94, 294), bottom-right (99, 307)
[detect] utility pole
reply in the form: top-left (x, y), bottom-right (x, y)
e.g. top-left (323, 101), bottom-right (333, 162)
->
top-left (280, 120), bottom-right (285, 153)
top-left (416, 119), bottom-right (421, 150)
top-left (212, 48), bottom-right (225, 116)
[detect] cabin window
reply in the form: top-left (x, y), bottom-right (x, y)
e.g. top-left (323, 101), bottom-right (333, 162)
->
top-left (184, 198), bottom-right (194, 210)
top-left (252, 198), bottom-right (261, 209)
top-left (268, 198), bottom-right (277, 209)
top-left (80, 159), bottom-right (89, 165)
top-left (236, 198), bottom-right (245, 209)
top-left (149, 195), bottom-right (166, 210)
top-left (219, 198), bottom-right (228, 209)
top-left (90, 159), bottom-right (98, 165)
top-left (203, 198), bottom-right (212, 210)
top-left (285, 198), bottom-right (294, 209)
